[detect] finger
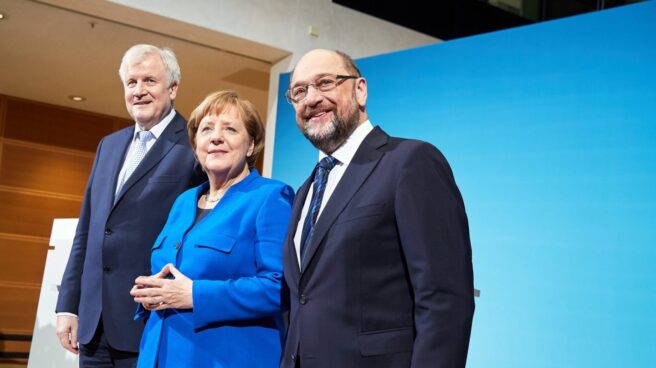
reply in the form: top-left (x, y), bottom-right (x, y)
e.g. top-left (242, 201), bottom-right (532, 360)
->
top-left (135, 277), bottom-right (166, 289)
top-left (142, 302), bottom-right (160, 311)
top-left (167, 264), bottom-right (181, 278)
top-left (134, 275), bottom-right (152, 285)
top-left (134, 295), bottom-right (162, 305)
top-left (70, 326), bottom-right (79, 353)
top-left (130, 284), bottom-right (142, 295)
top-left (57, 332), bottom-right (78, 354)
top-left (150, 302), bottom-right (169, 311)
top-left (57, 332), bottom-right (70, 349)
top-left (131, 284), bottom-right (160, 297)
top-left (154, 264), bottom-right (172, 279)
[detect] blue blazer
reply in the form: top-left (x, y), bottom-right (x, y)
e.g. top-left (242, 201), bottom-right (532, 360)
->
top-left (281, 127), bottom-right (474, 367)
top-left (136, 171), bottom-right (293, 368)
top-left (56, 112), bottom-right (205, 351)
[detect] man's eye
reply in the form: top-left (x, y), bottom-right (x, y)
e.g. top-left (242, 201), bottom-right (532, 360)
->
top-left (292, 87), bottom-right (307, 98)
top-left (316, 78), bottom-right (335, 89)
top-left (127, 80), bottom-right (136, 87)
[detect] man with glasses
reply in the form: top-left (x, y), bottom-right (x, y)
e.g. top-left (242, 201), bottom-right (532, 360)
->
top-left (280, 48), bottom-right (475, 368)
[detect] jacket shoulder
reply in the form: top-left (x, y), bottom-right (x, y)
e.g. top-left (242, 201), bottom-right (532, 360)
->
top-left (249, 175), bottom-right (295, 202)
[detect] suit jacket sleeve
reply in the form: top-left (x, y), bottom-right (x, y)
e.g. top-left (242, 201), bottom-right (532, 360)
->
top-left (55, 138), bottom-right (104, 314)
top-left (192, 185), bottom-right (294, 329)
top-left (395, 143), bottom-right (475, 367)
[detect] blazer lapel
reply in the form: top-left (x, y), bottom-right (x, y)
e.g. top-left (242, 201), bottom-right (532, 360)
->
top-left (107, 127), bottom-right (134, 205)
top-left (114, 112), bottom-right (185, 204)
top-left (301, 127), bottom-right (389, 273)
top-left (285, 178), bottom-right (312, 282)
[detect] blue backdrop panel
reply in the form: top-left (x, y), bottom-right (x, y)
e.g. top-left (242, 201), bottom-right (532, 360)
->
top-left (272, 2), bottom-right (656, 367)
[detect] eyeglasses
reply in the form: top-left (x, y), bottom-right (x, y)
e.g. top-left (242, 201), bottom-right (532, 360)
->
top-left (285, 74), bottom-right (358, 104)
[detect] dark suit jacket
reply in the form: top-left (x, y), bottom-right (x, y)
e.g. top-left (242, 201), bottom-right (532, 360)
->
top-left (56, 112), bottom-right (205, 352)
top-left (281, 127), bottom-right (475, 368)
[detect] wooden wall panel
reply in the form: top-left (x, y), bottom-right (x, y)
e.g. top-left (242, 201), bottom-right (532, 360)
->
top-left (0, 94), bottom-right (135, 355)
top-left (115, 118), bottom-right (134, 130)
top-left (0, 236), bottom-right (48, 285)
top-left (0, 191), bottom-right (81, 239)
top-left (4, 97), bottom-right (115, 152)
top-left (0, 95), bottom-right (7, 137)
top-left (0, 141), bottom-right (93, 197)
top-left (0, 282), bottom-right (40, 335)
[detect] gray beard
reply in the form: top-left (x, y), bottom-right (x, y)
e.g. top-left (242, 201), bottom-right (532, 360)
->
top-left (303, 107), bottom-right (360, 155)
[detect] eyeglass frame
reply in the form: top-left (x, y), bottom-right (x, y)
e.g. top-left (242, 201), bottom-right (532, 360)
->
top-left (285, 74), bottom-right (359, 104)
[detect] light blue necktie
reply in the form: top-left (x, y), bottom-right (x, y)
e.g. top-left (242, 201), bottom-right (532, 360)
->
top-left (300, 156), bottom-right (338, 262)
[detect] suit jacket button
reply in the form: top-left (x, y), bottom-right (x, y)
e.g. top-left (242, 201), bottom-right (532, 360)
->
top-left (291, 354), bottom-right (296, 362)
top-left (299, 294), bottom-right (307, 305)
top-left (104, 228), bottom-right (112, 235)
top-left (103, 266), bottom-right (111, 272)
top-left (175, 242), bottom-right (181, 249)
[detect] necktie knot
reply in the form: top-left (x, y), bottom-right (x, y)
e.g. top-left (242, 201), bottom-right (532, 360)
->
top-left (317, 155), bottom-right (338, 171)
top-left (137, 130), bottom-right (154, 144)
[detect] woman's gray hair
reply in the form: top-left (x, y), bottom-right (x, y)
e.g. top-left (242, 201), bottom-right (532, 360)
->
top-left (118, 44), bottom-right (181, 87)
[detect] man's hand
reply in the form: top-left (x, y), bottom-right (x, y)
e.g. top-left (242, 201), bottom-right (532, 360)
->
top-left (56, 315), bottom-right (79, 354)
top-left (131, 263), bottom-right (193, 310)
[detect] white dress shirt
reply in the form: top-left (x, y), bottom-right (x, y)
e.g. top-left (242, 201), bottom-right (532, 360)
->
top-left (294, 120), bottom-right (374, 265)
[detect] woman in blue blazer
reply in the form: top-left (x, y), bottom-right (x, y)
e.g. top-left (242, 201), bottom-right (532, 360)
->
top-left (130, 90), bottom-right (293, 368)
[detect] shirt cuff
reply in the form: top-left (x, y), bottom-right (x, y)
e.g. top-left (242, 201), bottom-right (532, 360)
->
top-left (56, 312), bottom-right (78, 318)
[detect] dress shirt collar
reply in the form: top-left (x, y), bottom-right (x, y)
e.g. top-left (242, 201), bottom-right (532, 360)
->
top-left (319, 120), bottom-right (374, 165)
top-left (131, 108), bottom-right (176, 140)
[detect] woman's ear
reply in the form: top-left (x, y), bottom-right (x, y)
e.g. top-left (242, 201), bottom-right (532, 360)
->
top-left (247, 139), bottom-right (255, 157)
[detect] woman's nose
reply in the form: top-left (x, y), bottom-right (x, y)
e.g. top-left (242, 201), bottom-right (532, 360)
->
top-left (210, 130), bottom-right (224, 143)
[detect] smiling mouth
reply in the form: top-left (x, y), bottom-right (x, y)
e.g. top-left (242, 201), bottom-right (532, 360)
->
top-left (307, 110), bottom-right (331, 122)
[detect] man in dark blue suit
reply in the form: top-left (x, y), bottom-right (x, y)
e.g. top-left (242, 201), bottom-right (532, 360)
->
top-left (281, 49), bottom-right (475, 367)
top-left (55, 44), bottom-right (204, 367)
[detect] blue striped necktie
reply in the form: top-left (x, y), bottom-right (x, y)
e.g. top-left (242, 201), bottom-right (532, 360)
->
top-left (300, 156), bottom-right (338, 261)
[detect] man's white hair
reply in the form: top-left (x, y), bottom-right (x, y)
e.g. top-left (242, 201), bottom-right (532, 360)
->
top-left (118, 44), bottom-right (181, 87)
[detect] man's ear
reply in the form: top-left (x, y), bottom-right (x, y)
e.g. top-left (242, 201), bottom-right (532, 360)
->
top-left (169, 83), bottom-right (179, 100)
top-left (355, 77), bottom-right (367, 108)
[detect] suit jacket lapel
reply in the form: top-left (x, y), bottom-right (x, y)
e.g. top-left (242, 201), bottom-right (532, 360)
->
top-left (114, 112), bottom-right (185, 204)
top-left (301, 127), bottom-right (389, 273)
top-left (107, 127), bottom-right (134, 205)
top-left (285, 177), bottom-right (312, 282)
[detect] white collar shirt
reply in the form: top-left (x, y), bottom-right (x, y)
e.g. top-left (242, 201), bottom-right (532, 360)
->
top-left (294, 120), bottom-right (374, 265)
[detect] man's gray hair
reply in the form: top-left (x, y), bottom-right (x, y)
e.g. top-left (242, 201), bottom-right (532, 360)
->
top-left (118, 44), bottom-right (181, 87)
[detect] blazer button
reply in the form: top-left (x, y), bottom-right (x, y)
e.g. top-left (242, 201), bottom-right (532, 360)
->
top-left (175, 242), bottom-right (181, 250)
top-left (299, 294), bottom-right (307, 305)
top-left (291, 354), bottom-right (296, 362)
top-left (104, 228), bottom-right (112, 235)
top-left (103, 266), bottom-right (111, 273)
